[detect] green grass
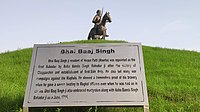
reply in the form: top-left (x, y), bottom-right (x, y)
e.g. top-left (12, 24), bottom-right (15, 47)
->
top-left (0, 40), bottom-right (199, 112)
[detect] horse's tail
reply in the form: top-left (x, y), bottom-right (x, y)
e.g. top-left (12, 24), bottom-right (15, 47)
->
top-left (87, 28), bottom-right (94, 40)
top-left (87, 34), bottom-right (91, 40)
top-left (87, 29), bottom-right (91, 40)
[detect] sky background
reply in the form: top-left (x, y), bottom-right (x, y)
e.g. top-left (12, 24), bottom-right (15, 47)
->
top-left (0, 0), bottom-right (200, 53)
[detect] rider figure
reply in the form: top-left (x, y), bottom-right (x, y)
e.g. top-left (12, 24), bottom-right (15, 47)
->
top-left (92, 10), bottom-right (102, 34)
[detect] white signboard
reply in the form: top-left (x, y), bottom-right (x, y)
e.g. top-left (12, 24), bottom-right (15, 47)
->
top-left (23, 43), bottom-right (148, 108)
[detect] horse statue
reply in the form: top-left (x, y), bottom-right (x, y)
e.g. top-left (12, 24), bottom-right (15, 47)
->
top-left (88, 12), bottom-right (112, 40)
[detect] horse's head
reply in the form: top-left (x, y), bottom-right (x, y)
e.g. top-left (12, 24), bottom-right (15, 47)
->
top-left (103, 12), bottom-right (112, 23)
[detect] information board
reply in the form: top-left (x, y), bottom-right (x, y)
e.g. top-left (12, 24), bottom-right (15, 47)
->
top-left (23, 43), bottom-right (149, 108)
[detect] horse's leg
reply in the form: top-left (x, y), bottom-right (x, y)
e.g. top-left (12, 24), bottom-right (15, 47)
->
top-left (101, 35), bottom-right (105, 40)
top-left (102, 29), bottom-right (106, 40)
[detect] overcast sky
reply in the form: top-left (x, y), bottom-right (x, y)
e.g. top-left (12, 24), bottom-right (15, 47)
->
top-left (0, 0), bottom-right (200, 53)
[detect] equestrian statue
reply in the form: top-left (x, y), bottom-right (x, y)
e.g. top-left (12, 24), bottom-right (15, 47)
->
top-left (88, 9), bottom-right (112, 40)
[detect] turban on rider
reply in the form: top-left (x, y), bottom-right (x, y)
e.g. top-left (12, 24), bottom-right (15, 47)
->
top-left (96, 10), bottom-right (102, 16)
top-left (96, 10), bottom-right (101, 14)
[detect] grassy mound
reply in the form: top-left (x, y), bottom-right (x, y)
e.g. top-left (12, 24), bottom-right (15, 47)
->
top-left (0, 40), bottom-right (199, 112)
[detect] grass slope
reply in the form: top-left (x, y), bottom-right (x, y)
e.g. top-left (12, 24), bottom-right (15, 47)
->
top-left (0, 40), bottom-right (199, 112)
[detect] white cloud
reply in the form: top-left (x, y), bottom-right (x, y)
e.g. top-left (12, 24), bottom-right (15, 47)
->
top-left (161, 20), bottom-right (189, 33)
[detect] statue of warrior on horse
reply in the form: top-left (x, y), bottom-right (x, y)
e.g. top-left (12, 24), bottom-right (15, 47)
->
top-left (88, 9), bottom-right (112, 40)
